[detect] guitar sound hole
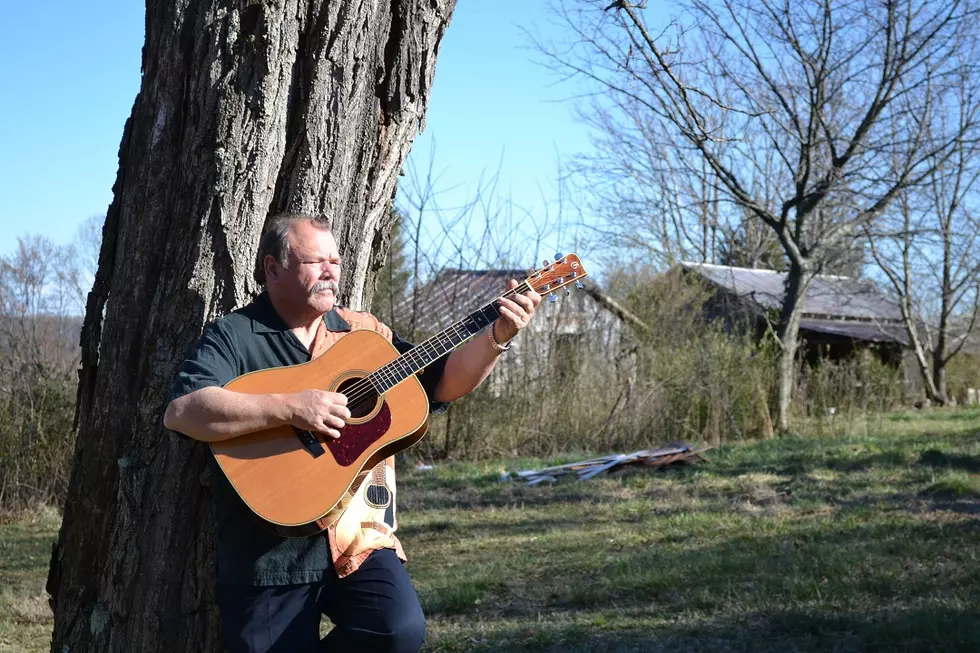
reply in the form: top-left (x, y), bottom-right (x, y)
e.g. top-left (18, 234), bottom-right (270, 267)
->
top-left (337, 376), bottom-right (379, 419)
top-left (365, 483), bottom-right (392, 508)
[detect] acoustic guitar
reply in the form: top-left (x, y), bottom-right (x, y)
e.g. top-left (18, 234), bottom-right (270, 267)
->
top-left (211, 254), bottom-right (587, 537)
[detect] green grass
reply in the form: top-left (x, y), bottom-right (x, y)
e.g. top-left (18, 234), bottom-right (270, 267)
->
top-left (401, 407), bottom-right (980, 652)
top-left (4, 408), bottom-right (980, 652)
top-left (0, 505), bottom-right (58, 653)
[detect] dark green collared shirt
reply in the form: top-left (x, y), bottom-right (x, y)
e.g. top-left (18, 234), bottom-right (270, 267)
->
top-left (168, 291), bottom-right (449, 586)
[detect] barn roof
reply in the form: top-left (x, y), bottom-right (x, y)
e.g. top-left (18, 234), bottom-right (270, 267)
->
top-left (798, 318), bottom-right (910, 345)
top-left (680, 262), bottom-right (903, 322)
top-left (680, 263), bottom-right (910, 345)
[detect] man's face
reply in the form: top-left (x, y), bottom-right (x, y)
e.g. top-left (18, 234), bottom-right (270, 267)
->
top-left (269, 220), bottom-right (341, 315)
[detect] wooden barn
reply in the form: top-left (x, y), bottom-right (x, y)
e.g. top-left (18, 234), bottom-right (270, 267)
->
top-left (678, 262), bottom-right (910, 367)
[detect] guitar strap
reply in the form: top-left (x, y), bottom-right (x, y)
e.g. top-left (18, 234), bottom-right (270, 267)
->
top-left (309, 307), bottom-right (406, 577)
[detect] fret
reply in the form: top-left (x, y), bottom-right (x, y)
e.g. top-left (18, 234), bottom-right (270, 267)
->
top-left (455, 324), bottom-right (467, 339)
top-left (394, 359), bottom-right (409, 380)
top-left (378, 367), bottom-right (395, 391)
top-left (407, 349), bottom-right (427, 373)
top-left (366, 374), bottom-right (385, 394)
top-left (400, 350), bottom-right (419, 375)
top-left (389, 362), bottom-right (403, 384)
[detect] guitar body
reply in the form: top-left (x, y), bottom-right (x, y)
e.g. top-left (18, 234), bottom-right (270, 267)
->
top-left (210, 329), bottom-right (430, 538)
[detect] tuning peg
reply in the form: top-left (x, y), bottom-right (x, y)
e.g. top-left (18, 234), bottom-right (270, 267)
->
top-left (543, 260), bottom-right (550, 268)
top-left (575, 280), bottom-right (585, 289)
top-left (549, 292), bottom-right (558, 303)
top-left (554, 252), bottom-right (563, 261)
top-left (564, 287), bottom-right (570, 296)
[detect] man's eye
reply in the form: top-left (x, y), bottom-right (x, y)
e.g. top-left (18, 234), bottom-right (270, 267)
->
top-left (301, 259), bottom-right (340, 266)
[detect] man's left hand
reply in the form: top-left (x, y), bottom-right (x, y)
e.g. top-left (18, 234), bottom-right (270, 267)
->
top-left (494, 279), bottom-right (542, 344)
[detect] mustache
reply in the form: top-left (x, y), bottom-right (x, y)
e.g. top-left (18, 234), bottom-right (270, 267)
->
top-left (311, 280), bottom-right (339, 294)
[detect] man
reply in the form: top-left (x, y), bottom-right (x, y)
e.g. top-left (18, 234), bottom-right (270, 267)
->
top-left (163, 213), bottom-right (540, 653)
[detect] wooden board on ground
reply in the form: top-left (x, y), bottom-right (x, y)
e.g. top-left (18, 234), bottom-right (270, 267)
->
top-left (511, 443), bottom-right (709, 485)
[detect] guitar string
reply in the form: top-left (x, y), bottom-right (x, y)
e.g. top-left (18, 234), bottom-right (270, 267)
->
top-left (334, 279), bottom-right (553, 413)
top-left (338, 281), bottom-right (534, 411)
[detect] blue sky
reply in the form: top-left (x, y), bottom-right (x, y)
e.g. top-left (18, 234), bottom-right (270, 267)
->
top-left (0, 2), bottom-right (594, 268)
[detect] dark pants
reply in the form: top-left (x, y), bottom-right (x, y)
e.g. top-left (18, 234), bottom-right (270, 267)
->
top-left (217, 549), bottom-right (425, 653)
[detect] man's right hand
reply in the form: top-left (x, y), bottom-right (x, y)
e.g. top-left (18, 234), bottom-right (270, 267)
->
top-left (285, 390), bottom-right (350, 439)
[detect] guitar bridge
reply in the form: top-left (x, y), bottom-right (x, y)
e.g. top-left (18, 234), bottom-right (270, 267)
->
top-left (295, 428), bottom-right (325, 458)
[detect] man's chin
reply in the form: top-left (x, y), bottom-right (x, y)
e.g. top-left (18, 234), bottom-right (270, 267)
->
top-left (309, 294), bottom-right (335, 312)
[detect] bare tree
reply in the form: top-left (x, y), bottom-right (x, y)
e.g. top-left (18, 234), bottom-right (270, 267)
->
top-left (867, 74), bottom-right (980, 405)
top-left (45, 2), bottom-right (456, 652)
top-left (54, 214), bottom-right (106, 317)
top-left (0, 236), bottom-right (80, 373)
top-left (546, 0), bottom-right (980, 431)
top-left (0, 237), bottom-right (80, 509)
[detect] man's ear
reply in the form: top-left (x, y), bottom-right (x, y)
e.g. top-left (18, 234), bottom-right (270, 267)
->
top-left (264, 255), bottom-right (280, 284)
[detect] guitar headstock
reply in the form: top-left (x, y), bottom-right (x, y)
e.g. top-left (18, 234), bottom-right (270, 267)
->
top-left (525, 253), bottom-right (588, 299)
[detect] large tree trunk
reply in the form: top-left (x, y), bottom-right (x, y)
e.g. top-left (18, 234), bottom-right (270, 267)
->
top-left (775, 260), bottom-right (810, 433)
top-left (46, 2), bottom-right (455, 651)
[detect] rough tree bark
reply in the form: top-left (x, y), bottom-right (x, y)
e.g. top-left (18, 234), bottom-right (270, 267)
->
top-left (46, 1), bottom-right (456, 651)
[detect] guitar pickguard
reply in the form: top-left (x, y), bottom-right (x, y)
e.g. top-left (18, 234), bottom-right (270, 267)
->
top-left (325, 401), bottom-right (392, 466)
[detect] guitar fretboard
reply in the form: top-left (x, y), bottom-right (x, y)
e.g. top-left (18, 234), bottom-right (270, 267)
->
top-left (368, 281), bottom-right (533, 393)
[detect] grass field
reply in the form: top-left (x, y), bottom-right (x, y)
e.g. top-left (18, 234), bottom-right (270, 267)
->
top-left (3, 408), bottom-right (980, 652)
top-left (0, 505), bottom-right (58, 653)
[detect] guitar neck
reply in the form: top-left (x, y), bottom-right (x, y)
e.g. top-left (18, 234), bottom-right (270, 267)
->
top-left (367, 280), bottom-right (533, 393)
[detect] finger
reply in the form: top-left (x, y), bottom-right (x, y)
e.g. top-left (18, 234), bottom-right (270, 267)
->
top-left (332, 393), bottom-right (348, 406)
top-left (498, 305), bottom-right (524, 328)
top-left (525, 290), bottom-right (542, 307)
top-left (324, 413), bottom-right (346, 429)
top-left (326, 403), bottom-right (351, 420)
top-left (318, 423), bottom-right (342, 439)
top-left (507, 279), bottom-right (518, 290)
top-left (328, 405), bottom-right (350, 421)
top-left (498, 297), bottom-right (527, 320)
top-left (498, 304), bottom-right (521, 323)
top-left (512, 294), bottom-right (535, 313)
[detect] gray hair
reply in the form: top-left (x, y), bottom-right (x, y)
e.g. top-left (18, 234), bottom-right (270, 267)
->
top-left (253, 213), bottom-right (331, 286)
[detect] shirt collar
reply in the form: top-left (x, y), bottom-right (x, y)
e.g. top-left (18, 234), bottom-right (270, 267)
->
top-left (250, 291), bottom-right (351, 334)
top-left (323, 307), bottom-right (352, 332)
